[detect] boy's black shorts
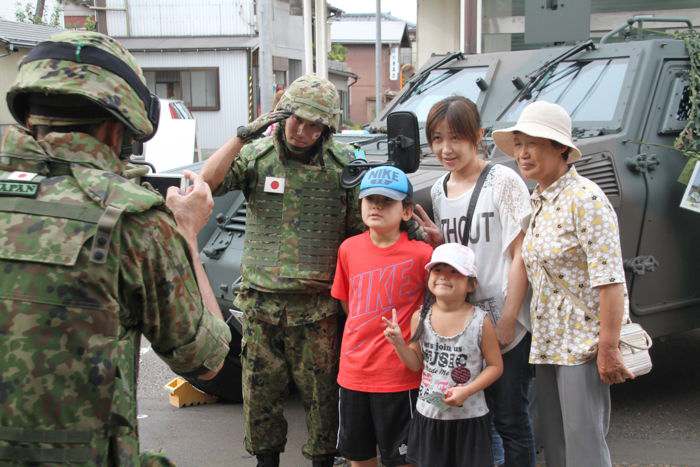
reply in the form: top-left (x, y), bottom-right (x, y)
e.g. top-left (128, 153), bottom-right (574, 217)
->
top-left (337, 386), bottom-right (418, 466)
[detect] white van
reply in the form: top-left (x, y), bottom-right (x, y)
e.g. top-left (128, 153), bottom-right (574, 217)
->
top-left (132, 99), bottom-right (200, 172)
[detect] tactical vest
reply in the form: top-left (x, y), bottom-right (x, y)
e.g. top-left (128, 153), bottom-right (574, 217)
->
top-left (0, 161), bottom-right (162, 465)
top-left (242, 141), bottom-right (350, 288)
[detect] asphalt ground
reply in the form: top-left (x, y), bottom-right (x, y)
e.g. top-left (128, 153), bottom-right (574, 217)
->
top-left (138, 330), bottom-right (700, 466)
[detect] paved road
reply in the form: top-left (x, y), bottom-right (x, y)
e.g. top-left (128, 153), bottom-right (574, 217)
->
top-left (138, 330), bottom-right (700, 466)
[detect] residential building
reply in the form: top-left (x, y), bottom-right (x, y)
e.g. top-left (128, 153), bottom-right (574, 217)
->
top-left (330, 13), bottom-right (412, 125)
top-left (328, 59), bottom-right (358, 127)
top-left (63, 1), bottom-right (95, 29)
top-left (0, 19), bottom-right (63, 136)
top-left (95, 0), bottom-right (303, 152)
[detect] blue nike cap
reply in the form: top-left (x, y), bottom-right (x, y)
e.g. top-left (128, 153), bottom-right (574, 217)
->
top-left (359, 165), bottom-right (413, 201)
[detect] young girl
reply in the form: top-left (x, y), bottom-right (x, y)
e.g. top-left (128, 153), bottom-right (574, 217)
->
top-left (413, 96), bottom-right (534, 467)
top-left (383, 243), bottom-right (503, 467)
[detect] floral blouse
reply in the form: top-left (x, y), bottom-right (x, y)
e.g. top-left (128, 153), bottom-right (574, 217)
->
top-left (522, 167), bottom-right (629, 365)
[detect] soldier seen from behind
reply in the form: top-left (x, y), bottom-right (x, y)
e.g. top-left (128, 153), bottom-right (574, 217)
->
top-left (202, 74), bottom-right (364, 467)
top-left (0, 31), bottom-right (231, 466)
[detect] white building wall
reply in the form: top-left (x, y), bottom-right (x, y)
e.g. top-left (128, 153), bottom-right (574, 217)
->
top-left (106, 0), bottom-right (256, 37)
top-left (272, 0), bottom-right (304, 60)
top-left (132, 50), bottom-right (249, 151)
top-left (416, 0), bottom-right (460, 68)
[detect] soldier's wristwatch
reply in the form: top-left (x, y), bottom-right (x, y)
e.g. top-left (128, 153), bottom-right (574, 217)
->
top-left (236, 125), bottom-right (251, 141)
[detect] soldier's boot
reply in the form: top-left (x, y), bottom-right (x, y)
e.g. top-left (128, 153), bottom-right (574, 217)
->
top-left (256, 452), bottom-right (280, 467)
top-left (311, 456), bottom-right (335, 467)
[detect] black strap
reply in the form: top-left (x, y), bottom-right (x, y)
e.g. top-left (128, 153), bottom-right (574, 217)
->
top-left (22, 41), bottom-right (160, 129)
top-left (443, 162), bottom-right (493, 246)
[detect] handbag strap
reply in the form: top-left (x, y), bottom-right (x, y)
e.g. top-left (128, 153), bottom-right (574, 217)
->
top-left (443, 162), bottom-right (493, 247)
top-left (540, 264), bottom-right (590, 313)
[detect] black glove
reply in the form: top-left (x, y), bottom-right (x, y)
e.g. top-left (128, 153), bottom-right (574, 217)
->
top-left (406, 218), bottom-right (429, 243)
top-left (236, 110), bottom-right (292, 143)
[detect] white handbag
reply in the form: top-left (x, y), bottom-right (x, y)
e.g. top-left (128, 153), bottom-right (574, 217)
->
top-left (541, 266), bottom-right (653, 378)
top-left (618, 322), bottom-right (653, 377)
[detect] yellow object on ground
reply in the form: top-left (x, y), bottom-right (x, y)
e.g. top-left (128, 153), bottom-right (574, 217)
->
top-left (164, 377), bottom-right (218, 408)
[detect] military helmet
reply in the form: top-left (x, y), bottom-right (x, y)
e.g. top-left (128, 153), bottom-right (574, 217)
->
top-left (6, 31), bottom-right (160, 142)
top-left (276, 74), bottom-right (341, 132)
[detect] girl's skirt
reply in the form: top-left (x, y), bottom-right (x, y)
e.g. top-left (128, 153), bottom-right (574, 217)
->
top-left (406, 412), bottom-right (492, 467)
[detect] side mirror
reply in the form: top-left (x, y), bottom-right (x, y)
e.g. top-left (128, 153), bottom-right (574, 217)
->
top-left (339, 111), bottom-right (421, 189)
top-left (387, 111), bottom-right (420, 174)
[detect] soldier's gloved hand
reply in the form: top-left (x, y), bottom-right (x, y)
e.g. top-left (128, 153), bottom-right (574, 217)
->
top-left (406, 218), bottom-right (429, 243)
top-left (237, 110), bottom-right (292, 143)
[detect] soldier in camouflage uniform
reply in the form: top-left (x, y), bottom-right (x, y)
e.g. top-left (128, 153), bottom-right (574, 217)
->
top-left (0, 31), bottom-right (231, 466)
top-left (202, 75), bottom-right (364, 467)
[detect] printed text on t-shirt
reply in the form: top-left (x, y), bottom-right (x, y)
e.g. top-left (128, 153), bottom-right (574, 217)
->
top-left (344, 258), bottom-right (419, 354)
top-left (441, 212), bottom-right (495, 244)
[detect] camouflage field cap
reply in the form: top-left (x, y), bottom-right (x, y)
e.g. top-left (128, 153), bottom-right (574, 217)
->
top-left (6, 30), bottom-right (160, 141)
top-left (276, 74), bottom-right (341, 131)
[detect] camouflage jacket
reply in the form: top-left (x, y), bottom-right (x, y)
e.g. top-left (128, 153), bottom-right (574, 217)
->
top-left (0, 126), bottom-right (230, 466)
top-left (214, 133), bottom-right (364, 294)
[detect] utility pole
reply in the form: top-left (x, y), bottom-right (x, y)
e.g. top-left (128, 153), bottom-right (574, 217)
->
top-left (375, 0), bottom-right (382, 119)
top-left (314, 0), bottom-right (328, 78)
top-left (303, 0), bottom-right (313, 74)
top-left (258, 0), bottom-right (274, 113)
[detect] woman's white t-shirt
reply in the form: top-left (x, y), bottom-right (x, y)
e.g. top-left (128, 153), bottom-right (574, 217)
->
top-left (431, 164), bottom-right (532, 353)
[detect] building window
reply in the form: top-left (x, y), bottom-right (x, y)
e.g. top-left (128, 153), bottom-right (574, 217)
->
top-left (143, 68), bottom-right (220, 111)
top-left (273, 70), bottom-right (287, 88)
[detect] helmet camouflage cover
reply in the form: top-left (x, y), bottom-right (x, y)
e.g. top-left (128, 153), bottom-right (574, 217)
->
top-left (276, 74), bottom-right (341, 131)
top-left (6, 30), bottom-right (156, 141)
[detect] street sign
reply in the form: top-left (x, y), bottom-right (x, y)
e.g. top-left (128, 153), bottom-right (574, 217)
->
top-left (390, 46), bottom-right (399, 81)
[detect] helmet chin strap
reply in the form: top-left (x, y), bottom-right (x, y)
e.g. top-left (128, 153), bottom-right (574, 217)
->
top-left (119, 129), bottom-right (135, 160)
top-left (284, 139), bottom-right (310, 155)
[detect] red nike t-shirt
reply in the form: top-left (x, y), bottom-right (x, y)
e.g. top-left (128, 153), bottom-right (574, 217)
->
top-left (331, 231), bottom-right (433, 392)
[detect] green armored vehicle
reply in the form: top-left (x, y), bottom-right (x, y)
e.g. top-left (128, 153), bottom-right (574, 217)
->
top-left (157, 15), bottom-right (700, 399)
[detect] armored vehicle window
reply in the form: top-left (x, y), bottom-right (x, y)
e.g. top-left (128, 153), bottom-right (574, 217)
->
top-left (392, 66), bottom-right (489, 122)
top-left (502, 58), bottom-right (628, 123)
top-left (659, 68), bottom-right (690, 135)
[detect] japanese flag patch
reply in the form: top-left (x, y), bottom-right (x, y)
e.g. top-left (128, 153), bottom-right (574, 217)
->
top-left (264, 176), bottom-right (285, 194)
top-left (7, 171), bottom-right (37, 181)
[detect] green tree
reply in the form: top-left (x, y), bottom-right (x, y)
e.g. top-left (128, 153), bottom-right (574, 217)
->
top-left (328, 43), bottom-right (347, 62)
top-left (83, 14), bottom-right (96, 31)
top-left (15, 1), bottom-right (62, 26)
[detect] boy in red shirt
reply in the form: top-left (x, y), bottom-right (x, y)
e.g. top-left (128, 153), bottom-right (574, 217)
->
top-left (331, 166), bottom-right (433, 467)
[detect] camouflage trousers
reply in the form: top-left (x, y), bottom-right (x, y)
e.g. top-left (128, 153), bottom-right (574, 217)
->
top-left (241, 311), bottom-right (339, 460)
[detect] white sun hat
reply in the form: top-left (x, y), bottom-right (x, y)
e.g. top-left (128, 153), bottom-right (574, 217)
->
top-left (492, 100), bottom-right (582, 163)
top-left (425, 243), bottom-right (477, 278)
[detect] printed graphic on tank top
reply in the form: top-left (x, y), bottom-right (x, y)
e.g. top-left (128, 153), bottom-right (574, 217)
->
top-left (416, 306), bottom-right (489, 420)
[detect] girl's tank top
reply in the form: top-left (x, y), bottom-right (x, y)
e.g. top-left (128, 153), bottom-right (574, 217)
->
top-left (416, 306), bottom-right (489, 420)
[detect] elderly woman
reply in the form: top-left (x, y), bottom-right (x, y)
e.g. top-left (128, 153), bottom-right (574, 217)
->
top-left (492, 101), bottom-right (633, 467)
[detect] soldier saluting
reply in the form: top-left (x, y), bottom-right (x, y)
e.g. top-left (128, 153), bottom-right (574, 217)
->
top-left (0, 31), bottom-right (230, 466)
top-left (202, 75), bottom-right (364, 467)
